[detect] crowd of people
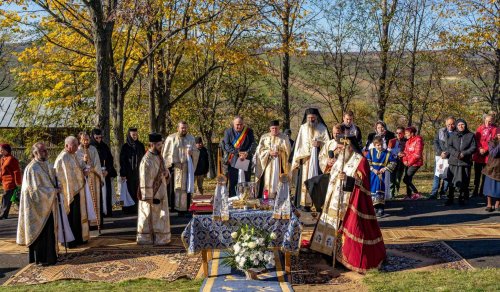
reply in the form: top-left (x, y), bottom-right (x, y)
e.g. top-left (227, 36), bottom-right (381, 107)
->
top-left (0, 108), bottom-right (498, 271)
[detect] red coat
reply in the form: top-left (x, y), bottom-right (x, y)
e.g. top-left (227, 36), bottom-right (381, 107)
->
top-left (0, 154), bottom-right (22, 191)
top-left (472, 125), bottom-right (497, 164)
top-left (402, 135), bottom-right (424, 167)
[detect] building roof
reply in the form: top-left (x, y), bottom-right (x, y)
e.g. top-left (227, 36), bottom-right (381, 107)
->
top-left (0, 96), bottom-right (74, 128)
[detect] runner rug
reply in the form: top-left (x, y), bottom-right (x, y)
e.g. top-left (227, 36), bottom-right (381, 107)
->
top-left (200, 250), bottom-right (293, 292)
top-left (4, 236), bottom-right (200, 286)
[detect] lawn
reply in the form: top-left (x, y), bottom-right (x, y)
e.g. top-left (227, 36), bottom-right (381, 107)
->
top-left (0, 278), bottom-right (203, 292)
top-left (363, 268), bottom-right (500, 292)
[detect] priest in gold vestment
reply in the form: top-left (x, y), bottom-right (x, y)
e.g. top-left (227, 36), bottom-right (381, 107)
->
top-left (319, 124), bottom-right (342, 174)
top-left (292, 108), bottom-right (330, 209)
top-left (255, 120), bottom-right (291, 199)
top-left (54, 136), bottom-right (90, 248)
top-left (76, 132), bottom-right (104, 229)
top-left (310, 135), bottom-right (386, 273)
top-left (137, 133), bottom-right (171, 245)
top-left (162, 121), bottom-right (199, 213)
top-left (17, 142), bottom-right (59, 266)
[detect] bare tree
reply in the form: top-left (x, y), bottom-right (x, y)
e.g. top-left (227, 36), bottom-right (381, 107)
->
top-left (304, 0), bottom-right (370, 122)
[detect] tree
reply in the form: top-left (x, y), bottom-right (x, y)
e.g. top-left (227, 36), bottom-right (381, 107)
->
top-left (304, 0), bottom-right (370, 122)
top-left (440, 0), bottom-right (500, 112)
top-left (364, 0), bottom-right (410, 120)
top-left (255, 0), bottom-right (308, 129)
top-left (0, 30), bottom-right (12, 92)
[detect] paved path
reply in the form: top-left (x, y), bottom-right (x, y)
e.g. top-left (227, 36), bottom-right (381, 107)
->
top-left (1, 197), bottom-right (498, 286)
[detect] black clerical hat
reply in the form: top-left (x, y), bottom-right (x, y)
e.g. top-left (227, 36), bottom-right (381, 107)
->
top-left (269, 120), bottom-right (280, 126)
top-left (128, 127), bottom-right (138, 132)
top-left (91, 128), bottom-right (102, 135)
top-left (335, 134), bottom-right (362, 154)
top-left (148, 133), bottom-right (162, 142)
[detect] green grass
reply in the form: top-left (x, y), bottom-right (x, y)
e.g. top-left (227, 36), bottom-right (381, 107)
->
top-left (0, 278), bottom-right (203, 292)
top-left (363, 268), bottom-right (500, 292)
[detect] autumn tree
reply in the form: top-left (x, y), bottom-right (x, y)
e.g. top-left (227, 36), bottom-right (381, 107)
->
top-left (440, 0), bottom-right (500, 112)
top-left (304, 0), bottom-right (370, 122)
top-left (255, 0), bottom-right (308, 129)
top-left (364, 0), bottom-right (410, 120)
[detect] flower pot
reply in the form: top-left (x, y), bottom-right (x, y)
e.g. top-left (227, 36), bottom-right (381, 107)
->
top-left (244, 267), bottom-right (265, 280)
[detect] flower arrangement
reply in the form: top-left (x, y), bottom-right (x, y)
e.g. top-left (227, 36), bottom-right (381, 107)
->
top-left (223, 224), bottom-right (277, 279)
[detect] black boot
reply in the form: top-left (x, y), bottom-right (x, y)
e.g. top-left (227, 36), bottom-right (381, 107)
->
top-left (445, 187), bottom-right (455, 206)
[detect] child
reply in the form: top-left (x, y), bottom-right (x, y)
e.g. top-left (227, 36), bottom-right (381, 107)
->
top-left (366, 137), bottom-right (396, 217)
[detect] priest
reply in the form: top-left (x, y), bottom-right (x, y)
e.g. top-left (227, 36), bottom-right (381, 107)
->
top-left (17, 142), bottom-right (59, 266)
top-left (54, 136), bottom-right (90, 248)
top-left (162, 121), bottom-right (199, 214)
top-left (310, 135), bottom-right (386, 273)
top-left (255, 120), bottom-right (292, 199)
top-left (90, 128), bottom-right (117, 217)
top-left (120, 127), bottom-right (146, 214)
top-left (137, 133), bottom-right (171, 245)
top-left (291, 108), bottom-right (330, 209)
top-left (76, 132), bottom-right (104, 229)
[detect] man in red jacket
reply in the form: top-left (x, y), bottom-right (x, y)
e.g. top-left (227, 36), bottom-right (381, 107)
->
top-left (472, 114), bottom-right (497, 197)
top-left (0, 144), bottom-right (22, 219)
top-left (399, 127), bottom-right (424, 200)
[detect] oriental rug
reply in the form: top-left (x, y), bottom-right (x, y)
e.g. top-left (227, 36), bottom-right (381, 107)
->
top-left (290, 241), bottom-right (472, 285)
top-left (4, 235), bottom-right (201, 286)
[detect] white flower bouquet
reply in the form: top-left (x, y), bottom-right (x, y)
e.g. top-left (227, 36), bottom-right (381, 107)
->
top-left (223, 224), bottom-right (277, 278)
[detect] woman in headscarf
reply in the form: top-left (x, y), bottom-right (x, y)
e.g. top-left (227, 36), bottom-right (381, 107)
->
top-left (446, 119), bottom-right (477, 206)
top-left (364, 120), bottom-right (395, 151)
top-left (483, 129), bottom-right (500, 212)
top-left (119, 128), bottom-right (146, 214)
top-left (0, 144), bottom-right (22, 219)
top-left (90, 129), bottom-right (118, 217)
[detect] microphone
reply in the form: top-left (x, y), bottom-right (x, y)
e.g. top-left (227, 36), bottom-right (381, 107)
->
top-left (328, 150), bottom-right (334, 158)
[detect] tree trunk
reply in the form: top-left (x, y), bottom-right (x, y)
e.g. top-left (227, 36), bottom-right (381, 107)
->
top-left (147, 31), bottom-right (156, 133)
top-left (282, 50), bottom-right (291, 129)
top-left (408, 48), bottom-right (417, 126)
top-left (492, 49), bottom-right (500, 112)
top-left (204, 132), bottom-right (216, 179)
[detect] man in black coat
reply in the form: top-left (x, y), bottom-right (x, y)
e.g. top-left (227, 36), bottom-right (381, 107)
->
top-left (194, 137), bottom-right (209, 195)
top-left (341, 110), bottom-right (363, 150)
top-left (446, 119), bottom-right (477, 206)
top-left (90, 128), bottom-right (118, 217)
top-left (222, 116), bottom-right (256, 197)
top-left (119, 127), bottom-right (146, 214)
top-left (429, 117), bottom-right (456, 200)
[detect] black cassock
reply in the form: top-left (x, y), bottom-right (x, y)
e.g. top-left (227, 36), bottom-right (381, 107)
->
top-left (29, 212), bottom-right (57, 265)
top-left (305, 174), bottom-right (330, 212)
top-left (67, 193), bottom-right (86, 248)
top-left (119, 139), bottom-right (145, 214)
top-left (90, 136), bottom-right (118, 218)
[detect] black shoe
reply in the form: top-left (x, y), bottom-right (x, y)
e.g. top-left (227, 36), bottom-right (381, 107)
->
top-left (428, 194), bottom-right (438, 200)
top-left (485, 207), bottom-right (494, 212)
top-left (445, 199), bottom-right (453, 206)
top-left (458, 198), bottom-right (466, 206)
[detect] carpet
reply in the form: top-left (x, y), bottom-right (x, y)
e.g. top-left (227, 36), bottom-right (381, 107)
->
top-left (4, 236), bottom-right (201, 286)
top-left (290, 241), bottom-right (472, 285)
top-left (200, 250), bottom-right (293, 292)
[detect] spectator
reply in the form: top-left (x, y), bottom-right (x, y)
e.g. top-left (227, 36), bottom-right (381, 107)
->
top-left (194, 137), bottom-right (209, 195)
top-left (364, 120), bottom-right (395, 151)
top-left (483, 130), bottom-right (500, 212)
top-left (341, 110), bottom-right (363, 150)
top-left (400, 126), bottom-right (424, 200)
top-left (388, 126), bottom-right (407, 197)
top-left (429, 116), bottom-right (456, 200)
top-left (0, 144), bottom-right (22, 219)
top-left (472, 114), bottom-right (497, 197)
top-left (446, 119), bottom-right (477, 206)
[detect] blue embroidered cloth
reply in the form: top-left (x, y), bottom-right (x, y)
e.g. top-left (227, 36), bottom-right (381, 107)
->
top-left (181, 210), bottom-right (302, 255)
